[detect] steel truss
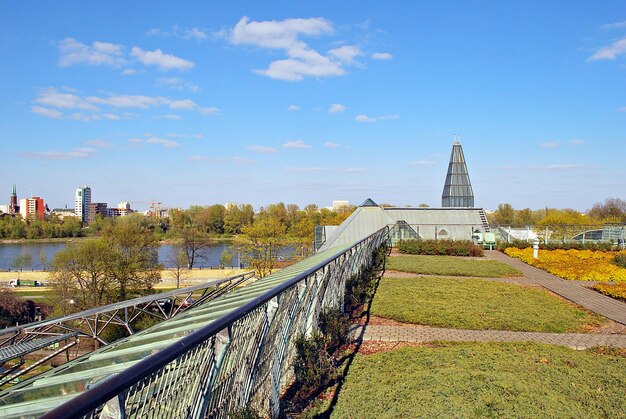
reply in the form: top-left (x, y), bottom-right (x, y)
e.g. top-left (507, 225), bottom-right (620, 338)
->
top-left (43, 228), bottom-right (389, 418)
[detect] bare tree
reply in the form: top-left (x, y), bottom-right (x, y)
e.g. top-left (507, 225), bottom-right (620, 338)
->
top-left (168, 250), bottom-right (190, 289)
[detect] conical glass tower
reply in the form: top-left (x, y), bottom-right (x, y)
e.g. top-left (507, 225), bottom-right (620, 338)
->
top-left (441, 142), bottom-right (474, 207)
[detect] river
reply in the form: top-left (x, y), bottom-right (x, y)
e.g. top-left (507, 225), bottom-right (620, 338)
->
top-left (0, 241), bottom-right (253, 270)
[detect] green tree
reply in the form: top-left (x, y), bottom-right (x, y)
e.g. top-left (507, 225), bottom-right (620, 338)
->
top-left (49, 238), bottom-right (116, 310)
top-left (493, 203), bottom-right (516, 225)
top-left (238, 216), bottom-right (287, 278)
top-left (12, 254), bottom-right (33, 278)
top-left (102, 215), bottom-right (162, 300)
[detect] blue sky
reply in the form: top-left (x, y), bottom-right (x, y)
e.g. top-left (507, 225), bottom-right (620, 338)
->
top-left (1, 1), bottom-right (625, 211)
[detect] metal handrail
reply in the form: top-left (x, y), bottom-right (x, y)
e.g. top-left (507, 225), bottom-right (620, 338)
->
top-left (42, 227), bottom-right (388, 419)
top-left (0, 274), bottom-right (252, 337)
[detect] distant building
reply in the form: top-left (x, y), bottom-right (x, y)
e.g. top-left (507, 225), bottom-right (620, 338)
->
top-left (332, 200), bottom-right (350, 211)
top-left (75, 186), bottom-right (91, 225)
top-left (441, 141), bottom-right (474, 208)
top-left (51, 208), bottom-right (77, 219)
top-left (9, 184), bottom-right (19, 215)
top-left (108, 202), bottom-right (134, 217)
top-left (0, 204), bottom-right (8, 214)
top-left (89, 202), bottom-right (108, 223)
top-left (19, 196), bottom-right (45, 220)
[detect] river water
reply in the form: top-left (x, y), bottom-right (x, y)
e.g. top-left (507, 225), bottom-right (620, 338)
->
top-left (0, 241), bottom-right (247, 271)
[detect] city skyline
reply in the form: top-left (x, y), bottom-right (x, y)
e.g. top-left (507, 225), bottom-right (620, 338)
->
top-left (1, 1), bottom-right (625, 211)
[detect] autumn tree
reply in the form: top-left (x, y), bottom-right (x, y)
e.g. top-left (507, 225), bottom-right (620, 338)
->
top-left (588, 198), bottom-right (626, 222)
top-left (238, 216), bottom-right (287, 278)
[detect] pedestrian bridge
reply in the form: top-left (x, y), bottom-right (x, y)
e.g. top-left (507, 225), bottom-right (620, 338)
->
top-left (0, 227), bottom-right (388, 418)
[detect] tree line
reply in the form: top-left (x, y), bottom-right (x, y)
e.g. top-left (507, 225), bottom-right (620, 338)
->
top-left (488, 197), bottom-right (626, 227)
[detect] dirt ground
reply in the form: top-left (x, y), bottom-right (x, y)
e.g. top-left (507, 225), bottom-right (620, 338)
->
top-left (0, 268), bottom-right (252, 289)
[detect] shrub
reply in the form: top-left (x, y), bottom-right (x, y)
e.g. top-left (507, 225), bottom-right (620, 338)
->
top-left (293, 332), bottom-right (334, 392)
top-left (613, 253), bottom-right (626, 269)
top-left (397, 240), bottom-right (484, 257)
top-left (319, 308), bottom-right (350, 353)
top-left (592, 283), bottom-right (626, 302)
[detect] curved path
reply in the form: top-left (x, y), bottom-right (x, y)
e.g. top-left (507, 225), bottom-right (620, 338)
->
top-left (351, 324), bottom-right (626, 349)
top-left (486, 250), bottom-right (626, 325)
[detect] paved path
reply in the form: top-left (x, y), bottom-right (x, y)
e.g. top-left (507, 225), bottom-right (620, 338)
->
top-left (351, 324), bottom-right (626, 349)
top-left (486, 251), bottom-right (626, 325)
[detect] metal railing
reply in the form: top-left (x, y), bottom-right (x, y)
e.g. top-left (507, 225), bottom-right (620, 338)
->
top-left (0, 273), bottom-right (253, 378)
top-left (41, 227), bottom-right (389, 419)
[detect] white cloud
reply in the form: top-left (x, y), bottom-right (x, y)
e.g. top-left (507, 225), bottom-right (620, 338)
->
top-left (328, 45), bottom-right (362, 65)
top-left (58, 38), bottom-right (127, 67)
top-left (371, 52), bottom-right (393, 60)
top-left (23, 147), bottom-right (97, 160)
top-left (35, 88), bottom-right (99, 110)
top-left (199, 106), bottom-right (220, 115)
top-left (88, 94), bottom-right (169, 109)
top-left (409, 160), bottom-right (436, 166)
top-left (158, 114), bottom-right (182, 120)
top-left (588, 36), bottom-right (626, 61)
top-left (355, 114), bottom-right (374, 122)
top-left (543, 164), bottom-right (586, 171)
top-left (184, 28), bottom-right (208, 41)
top-left (247, 145), bottom-right (278, 154)
top-left (602, 20), bottom-right (626, 30)
top-left (84, 139), bottom-right (112, 147)
top-left (287, 104), bottom-right (301, 111)
top-left (329, 103), bottom-right (346, 113)
top-left (569, 139), bottom-right (585, 145)
top-left (31, 106), bottom-right (63, 119)
top-left (189, 155), bottom-right (254, 165)
top-left (33, 87), bottom-right (217, 119)
top-left (282, 140), bottom-right (312, 149)
top-left (146, 26), bottom-right (208, 41)
top-left (157, 77), bottom-right (201, 92)
top-left (618, 106), bottom-right (626, 112)
top-left (324, 142), bottom-right (341, 148)
top-left (131, 47), bottom-right (194, 70)
top-left (122, 69), bottom-right (143, 76)
top-left (539, 141), bottom-right (560, 148)
top-left (146, 137), bottom-right (180, 148)
top-left (285, 166), bottom-right (365, 173)
top-left (229, 16), bottom-right (363, 81)
top-left (355, 113), bottom-right (399, 123)
top-left (129, 137), bottom-right (180, 148)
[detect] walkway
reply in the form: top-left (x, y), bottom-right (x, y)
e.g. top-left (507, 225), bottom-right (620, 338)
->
top-left (351, 324), bottom-right (626, 349)
top-left (486, 250), bottom-right (626, 325)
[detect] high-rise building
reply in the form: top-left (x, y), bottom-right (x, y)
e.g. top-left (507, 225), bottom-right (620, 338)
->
top-left (441, 141), bottom-right (475, 208)
top-left (9, 184), bottom-right (19, 215)
top-left (75, 186), bottom-right (92, 225)
top-left (19, 196), bottom-right (45, 220)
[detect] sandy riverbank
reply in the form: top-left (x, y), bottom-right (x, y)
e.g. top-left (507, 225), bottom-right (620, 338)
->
top-left (0, 268), bottom-right (252, 289)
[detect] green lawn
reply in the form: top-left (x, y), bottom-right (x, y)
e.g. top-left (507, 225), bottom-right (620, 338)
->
top-left (371, 276), bottom-right (605, 332)
top-left (387, 255), bottom-right (521, 277)
top-left (331, 343), bottom-right (626, 418)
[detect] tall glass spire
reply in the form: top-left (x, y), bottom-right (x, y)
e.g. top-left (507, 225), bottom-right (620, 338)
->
top-left (441, 140), bottom-right (474, 207)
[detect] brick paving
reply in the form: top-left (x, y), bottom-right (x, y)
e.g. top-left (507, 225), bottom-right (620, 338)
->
top-left (486, 250), bottom-right (626, 325)
top-left (351, 324), bottom-right (626, 349)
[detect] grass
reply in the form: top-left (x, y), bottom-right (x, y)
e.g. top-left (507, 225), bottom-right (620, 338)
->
top-left (331, 342), bottom-right (626, 418)
top-left (387, 255), bottom-right (521, 278)
top-left (371, 276), bottom-right (605, 332)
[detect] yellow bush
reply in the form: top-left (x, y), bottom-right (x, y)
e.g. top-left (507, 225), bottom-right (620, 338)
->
top-left (504, 248), bottom-right (626, 283)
